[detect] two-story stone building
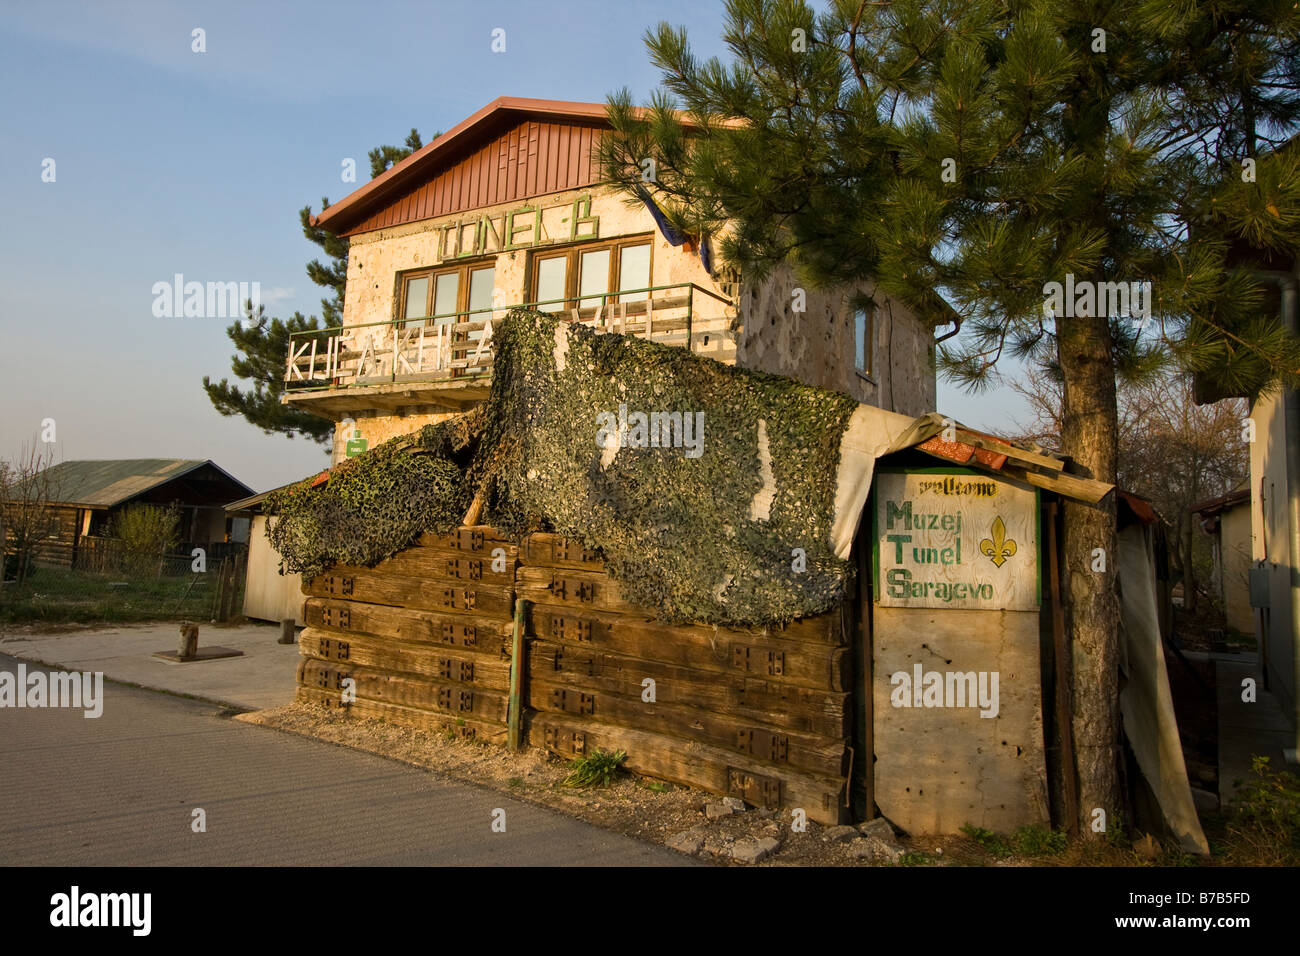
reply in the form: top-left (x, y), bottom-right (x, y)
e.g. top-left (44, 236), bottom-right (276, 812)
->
top-left (263, 98), bottom-right (1217, 844)
top-left (287, 97), bottom-right (940, 461)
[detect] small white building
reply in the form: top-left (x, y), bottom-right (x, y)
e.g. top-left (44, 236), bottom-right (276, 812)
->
top-left (226, 489), bottom-right (304, 625)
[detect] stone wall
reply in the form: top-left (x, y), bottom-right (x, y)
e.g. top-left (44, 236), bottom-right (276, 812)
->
top-left (341, 185), bottom-right (725, 332)
top-left (325, 186), bottom-right (939, 463)
top-left (331, 410), bottom-right (461, 466)
top-left (734, 261), bottom-right (936, 418)
top-left (1218, 502), bottom-right (1254, 637)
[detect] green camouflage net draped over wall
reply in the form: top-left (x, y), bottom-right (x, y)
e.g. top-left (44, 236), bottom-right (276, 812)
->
top-left (265, 310), bottom-right (859, 624)
top-left (264, 439), bottom-right (468, 579)
top-left (477, 310), bottom-right (858, 624)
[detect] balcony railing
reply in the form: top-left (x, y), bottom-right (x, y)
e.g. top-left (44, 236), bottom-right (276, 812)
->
top-left (283, 282), bottom-right (733, 393)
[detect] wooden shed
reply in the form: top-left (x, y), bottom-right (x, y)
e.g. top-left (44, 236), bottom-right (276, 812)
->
top-left (4, 459), bottom-right (253, 569)
top-left (225, 489), bottom-right (306, 626)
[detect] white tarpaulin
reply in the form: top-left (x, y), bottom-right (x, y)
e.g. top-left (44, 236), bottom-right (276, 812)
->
top-left (1118, 522), bottom-right (1211, 855)
top-left (830, 407), bottom-right (946, 558)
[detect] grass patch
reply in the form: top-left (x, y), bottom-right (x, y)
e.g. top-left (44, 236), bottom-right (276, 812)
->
top-left (1214, 756), bottom-right (1300, 866)
top-left (1010, 824), bottom-right (1068, 857)
top-left (955, 823), bottom-right (1073, 863)
top-left (960, 824), bottom-right (1012, 858)
top-left (0, 566), bottom-right (226, 624)
top-left (563, 749), bottom-right (627, 788)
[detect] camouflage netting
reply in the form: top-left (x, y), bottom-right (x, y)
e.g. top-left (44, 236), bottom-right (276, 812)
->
top-left (266, 309), bottom-right (861, 625)
top-left (264, 438), bottom-right (469, 579)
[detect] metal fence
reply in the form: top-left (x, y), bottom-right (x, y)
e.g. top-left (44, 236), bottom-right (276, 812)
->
top-left (0, 544), bottom-right (248, 625)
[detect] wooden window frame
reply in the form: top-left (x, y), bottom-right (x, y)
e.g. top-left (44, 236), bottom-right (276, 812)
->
top-left (527, 234), bottom-right (655, 315)
top-left (396, 258), bottom-right (497, 330)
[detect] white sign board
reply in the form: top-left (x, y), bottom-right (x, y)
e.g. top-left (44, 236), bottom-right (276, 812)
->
top-left (875, 470), bottom-right (1039, 610)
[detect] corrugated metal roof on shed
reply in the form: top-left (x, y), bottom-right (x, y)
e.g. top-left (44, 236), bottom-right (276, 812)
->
top-left (12, 459), bottom-right (252, 509)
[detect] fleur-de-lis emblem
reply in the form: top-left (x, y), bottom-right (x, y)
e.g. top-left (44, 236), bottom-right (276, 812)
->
top-left (980, 516), bottom-right (1017, 568)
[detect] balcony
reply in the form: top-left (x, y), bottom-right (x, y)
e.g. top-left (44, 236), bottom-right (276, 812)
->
top-left (282, 282), bottom-right (736, 413)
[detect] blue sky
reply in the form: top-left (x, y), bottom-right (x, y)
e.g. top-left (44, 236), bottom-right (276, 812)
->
top-left (0, 0), bottom-right (1027, 492)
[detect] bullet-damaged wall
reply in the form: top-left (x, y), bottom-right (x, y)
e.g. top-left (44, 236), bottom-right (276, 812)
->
top-left (734, 261), bottom-right (936, 418)
top-left (320, 188), bottom-right (937, 465)
top-left (327, 185), bottom-right (735, 465)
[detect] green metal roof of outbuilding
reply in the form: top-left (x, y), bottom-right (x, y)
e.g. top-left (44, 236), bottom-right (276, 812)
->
top-left (12, 459), bottom-right (253, 509)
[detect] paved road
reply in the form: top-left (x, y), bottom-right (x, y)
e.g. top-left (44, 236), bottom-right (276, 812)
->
top-left (0, 655), bottom-right (688, 866)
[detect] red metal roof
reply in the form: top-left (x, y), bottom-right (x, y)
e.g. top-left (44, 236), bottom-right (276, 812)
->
top-left (314, 98), bottom-right (615, 235)
top-left (914, 434), bottom-right (1008, 470)
top-left (313, 96), bottom-right (739, 237)
top-left (1189, 486), bottom-right (1250, 517)
top-left (1118, 489), bottom-right (1159, 525)
top-left (911, 421), bottom-right (1116, 507)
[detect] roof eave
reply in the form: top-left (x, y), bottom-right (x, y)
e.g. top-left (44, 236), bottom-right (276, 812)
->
top-left (310, 96), bottom-right (734, 236)
top-left (311, 97), bottom-right (616, 235)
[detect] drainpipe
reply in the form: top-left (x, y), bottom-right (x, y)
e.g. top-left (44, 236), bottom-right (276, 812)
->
top-left (1251, 269), bottom-right (1300, 762)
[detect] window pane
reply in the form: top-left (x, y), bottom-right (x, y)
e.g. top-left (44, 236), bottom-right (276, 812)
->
top-left (433, 272), bottom-right (460, 326)
top-left (404, 276), bottom-right (429, 327)
top-left (618, 244), bottom-right (651, 301)
top-left (468, 267), bottom-right (495, 313)
top-left (535, 257), bottom-right (567, 311)
top-left (467, 267), bottom-right (495, 343)
top-left (855, 308), bottom-right (869, 372)
top-left (579, 249), bottom-right (611, 310)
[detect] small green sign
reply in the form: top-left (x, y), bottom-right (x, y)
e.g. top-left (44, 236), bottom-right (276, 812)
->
top-left (345, 432), bottom-right (367, 457)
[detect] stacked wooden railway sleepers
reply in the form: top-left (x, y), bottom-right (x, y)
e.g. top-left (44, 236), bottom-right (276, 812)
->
top-left (296, 526), bottom-right (518, 745)
top-left (518, 533), bottom-right (853, 825)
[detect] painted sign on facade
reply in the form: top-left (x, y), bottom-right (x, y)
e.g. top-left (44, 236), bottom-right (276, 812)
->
top-left (875, 470), bottom-right (1038, 610)
top-left (433, 194), bottom-right (599, 263)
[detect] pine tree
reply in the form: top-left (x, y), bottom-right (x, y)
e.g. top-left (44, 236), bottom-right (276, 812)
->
top-left (599, 0), bottom-right (1300, 833)
top-left (369, 128), bottom-right (426, 179)
top-left (201, 303), bottom-right (334, 442)
top-left (203, 130), bottom-right (429, 443)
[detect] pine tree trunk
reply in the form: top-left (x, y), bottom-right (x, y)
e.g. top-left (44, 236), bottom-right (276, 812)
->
top-left (1057, 312), bottom-right (1121, 836)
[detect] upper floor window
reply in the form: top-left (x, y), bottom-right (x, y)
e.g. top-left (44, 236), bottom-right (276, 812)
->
top-left (529, 236), bottom-right (653, 314)
top-left (399, 261), bottom-right (496, 330)
top-left (854, 306), bottom-right (873, 376)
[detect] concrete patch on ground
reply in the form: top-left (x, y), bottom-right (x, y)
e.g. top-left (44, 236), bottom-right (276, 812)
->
top-left (0, 621), bottom-right (300, 711)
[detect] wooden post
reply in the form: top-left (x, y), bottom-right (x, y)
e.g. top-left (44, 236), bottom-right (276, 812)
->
top-left (220, 557), bottom-right (233, 622)
top-left (178, 621), bottom-right (199, 659)
top-left (228, 557), bottom-right (239, 621)
top-left (211, 557), bottom-right (226, 621)
top-left (462, 493), bottom-right (484, 527)
top-left (278, 618), bottom-right (296, 645)
top-left (232, 552), bottom-right (246, 621)
top-left (1046, 500), bottom-right (1080, 835)
top-left (214, 555), bottom-right (238, 623)
top-left (854, 517), bottom-right (875, 821)
top-left (507, 597), bottom-right (527, 751)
